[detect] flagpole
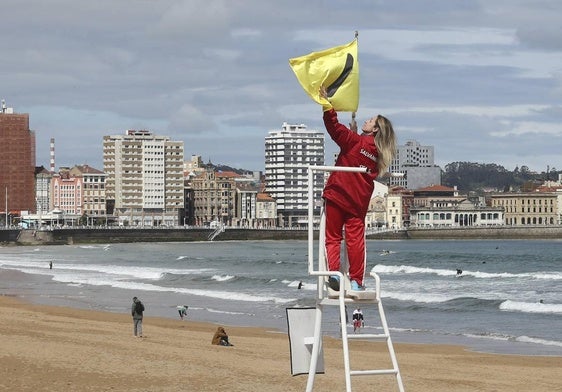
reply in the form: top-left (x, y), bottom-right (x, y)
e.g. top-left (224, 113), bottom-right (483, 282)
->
top-left (351, 30), bottom-right (359, 133)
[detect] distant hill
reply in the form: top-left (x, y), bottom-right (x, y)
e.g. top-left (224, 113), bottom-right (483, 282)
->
top-left (441, 162), bottom-right (559, 193)
top-left (202, 159), bottom-right (560, 194)
top-left (203, 162), bottom-right (255, 175)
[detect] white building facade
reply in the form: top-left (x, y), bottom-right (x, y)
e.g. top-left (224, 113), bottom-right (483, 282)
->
top-left (103, 130), bottom-right (184, 226)
top-left (386, 194), bottom-right (403, 229)
top-left (264, 122), bottom-right (324, 227)
top-left (410, 199), bottom-right (504, 227)
top-left (388, 140), bottom-right (441, 189)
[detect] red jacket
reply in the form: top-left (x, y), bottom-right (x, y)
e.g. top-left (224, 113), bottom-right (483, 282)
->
top-left (322, 109), bottom-right (379, 217)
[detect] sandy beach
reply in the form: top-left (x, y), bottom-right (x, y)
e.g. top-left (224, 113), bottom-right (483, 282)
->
top-left (0, 296), bottom-right (561, 391)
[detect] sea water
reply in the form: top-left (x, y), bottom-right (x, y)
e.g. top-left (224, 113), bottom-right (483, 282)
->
top-left (0, 239), bottom-right (560, 356)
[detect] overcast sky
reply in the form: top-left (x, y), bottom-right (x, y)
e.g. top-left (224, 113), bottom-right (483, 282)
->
top-left (2, 0), bottom-right (562, 173)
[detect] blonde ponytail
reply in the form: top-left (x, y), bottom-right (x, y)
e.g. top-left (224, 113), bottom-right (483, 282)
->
top-left (374, 115), bottom-right (396, 175)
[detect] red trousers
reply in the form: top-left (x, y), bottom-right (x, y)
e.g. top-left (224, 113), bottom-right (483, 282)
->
top-left (324, 200), bottom-right (366, 286)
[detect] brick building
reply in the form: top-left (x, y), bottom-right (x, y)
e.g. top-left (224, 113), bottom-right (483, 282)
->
top-left (0, 101), bottom-right (36, 219)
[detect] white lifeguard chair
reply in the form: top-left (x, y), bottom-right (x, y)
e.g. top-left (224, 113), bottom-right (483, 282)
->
top-left (304, 165), bottom-right (404, 392)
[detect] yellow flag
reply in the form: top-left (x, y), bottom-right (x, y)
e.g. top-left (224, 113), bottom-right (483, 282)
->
top-left (289, 39), bottom-right (359, 112)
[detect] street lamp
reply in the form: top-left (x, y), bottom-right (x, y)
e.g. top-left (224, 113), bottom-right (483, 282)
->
top-left (4, 186), bottom-right (7, 229)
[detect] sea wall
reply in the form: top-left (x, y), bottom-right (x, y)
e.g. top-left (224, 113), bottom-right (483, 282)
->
top-left (405, 226), bottom-right (562, 240)
top-left (2, 227), bottom-right (313, 246)
top-left (0, 229), bottom-right (21, 244)
top-left (2, 225), bottom-right (561, 246)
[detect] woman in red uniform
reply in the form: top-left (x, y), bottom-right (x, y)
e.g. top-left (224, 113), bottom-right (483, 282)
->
top-left (320, 87), bottom-right (396, 291)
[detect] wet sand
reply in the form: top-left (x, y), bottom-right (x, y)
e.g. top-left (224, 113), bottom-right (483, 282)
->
top-left (0, 295), bottom-right (560, 391)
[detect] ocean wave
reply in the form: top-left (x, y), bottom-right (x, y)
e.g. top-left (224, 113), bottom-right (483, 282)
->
top-left (463, 332), bottom-right (511, 342)
top-left (373, 264), bottom-right (456, 277)
top-left (435, 297), bottom-right (503, 311)
top-left (206, 307), bottom-right (255, 317)
top-left (385, 292), bottom-right (507, 310)
top-left (389, 326), bottom-right (430, 334)
top-left (372, 264), bottom-right (562, 280)
top-left (0, 259), bottom-right (214, 281)
top-left (465, 332), bottom-right (562, 348)
top-left (211, 274), bottom-right (235, 282)
top-left (49, 275), bottom-right (295, 304)
top-left (175, 255), bottom-right (206, 261)
top-left (516, 336), bottom-right (562, 348)
top-left (499, 300), bottom-right (562, 314)
top-left (384, 290), bottom-right (456, 303)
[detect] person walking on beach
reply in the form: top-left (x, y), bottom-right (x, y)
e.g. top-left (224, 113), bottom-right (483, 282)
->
top-left (131, 296), bottom-right (145, 337)
top-left (320, 86), bottom-right (397, 292)
top-left (49, 261), bottom-right (53, 269)
top-left (177, 305), bottom-right (188, 320)
top-left (352, 308), bottom-right (364, 332)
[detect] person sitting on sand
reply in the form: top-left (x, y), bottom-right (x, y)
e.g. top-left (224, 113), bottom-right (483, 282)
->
top-left (212, 326), bottom-right (233, 346)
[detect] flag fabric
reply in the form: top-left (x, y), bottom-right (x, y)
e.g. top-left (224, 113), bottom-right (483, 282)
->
top-left (289, 39), bottom-right (359, 112)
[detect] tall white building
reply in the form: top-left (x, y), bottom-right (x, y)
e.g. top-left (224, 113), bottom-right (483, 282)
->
top-left (103, 130), bottom-right (184, 226)
top-left (388, 140), bottom-right (441, 189)
top-left (264, 122), bottom-right (324, 227)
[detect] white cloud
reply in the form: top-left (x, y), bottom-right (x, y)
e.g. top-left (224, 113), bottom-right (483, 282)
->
top-left (491, 121), bottom-right (562, 137)
top-left (390, 104), bottom-right (552, 117)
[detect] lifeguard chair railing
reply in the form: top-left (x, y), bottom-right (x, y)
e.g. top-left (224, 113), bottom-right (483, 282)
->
top-left (304, 165), bottom-right (404, 392)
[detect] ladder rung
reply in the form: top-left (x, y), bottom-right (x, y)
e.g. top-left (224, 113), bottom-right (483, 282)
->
top-left (350, 369), bottom-right (398, 376)
top-left (347, 333), bottom-right (388, 340)
top-left (319, 298), bottom-right (378, 306)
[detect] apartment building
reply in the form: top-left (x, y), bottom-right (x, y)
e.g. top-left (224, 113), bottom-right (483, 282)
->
top-left (366, 195), bottom-right (386, 228)
top-left (388, 140), bottom-right (441, 189)
top-left (535, 178), bottom-right (562, 225)
top-left (490, 192), bottom-right (558, 225)
top-left (103, 130), bottom-right (184, 226)
top-left (51, 168), bottom-right (83, 215)
top-left (0, 101), bottom-right (36, 218)
top-left (256, 192), bottom-right (277, 228)
top-left (69, 165), bottom-right (107, 221)
top-left (191, 169), bottom-right (240, 226)
top-left (236, 182), bottom-right (258, 228)
top-left (35, 166), bottom-right (52, 215)
top-left (264, 122), bottom-right (324, 227)
top-left (386, 193), bottom-right (403, 229)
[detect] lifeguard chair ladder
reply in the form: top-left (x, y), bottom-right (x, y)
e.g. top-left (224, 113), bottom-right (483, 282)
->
top-left (305, 165), bottom-right (404, 392)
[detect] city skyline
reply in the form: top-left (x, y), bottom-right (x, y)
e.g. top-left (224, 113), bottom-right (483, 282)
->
top-left (2, 1), bottom-right (562, 173)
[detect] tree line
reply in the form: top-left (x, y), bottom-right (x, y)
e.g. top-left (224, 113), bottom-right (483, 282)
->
top-left (441, 162), bottom-right (560, 193)
top-left (200, 159), bottom-right (561, 195)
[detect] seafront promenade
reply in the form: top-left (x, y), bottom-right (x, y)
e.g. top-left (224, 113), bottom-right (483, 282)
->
top-left (1, 225), bottom-right (562, 245)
